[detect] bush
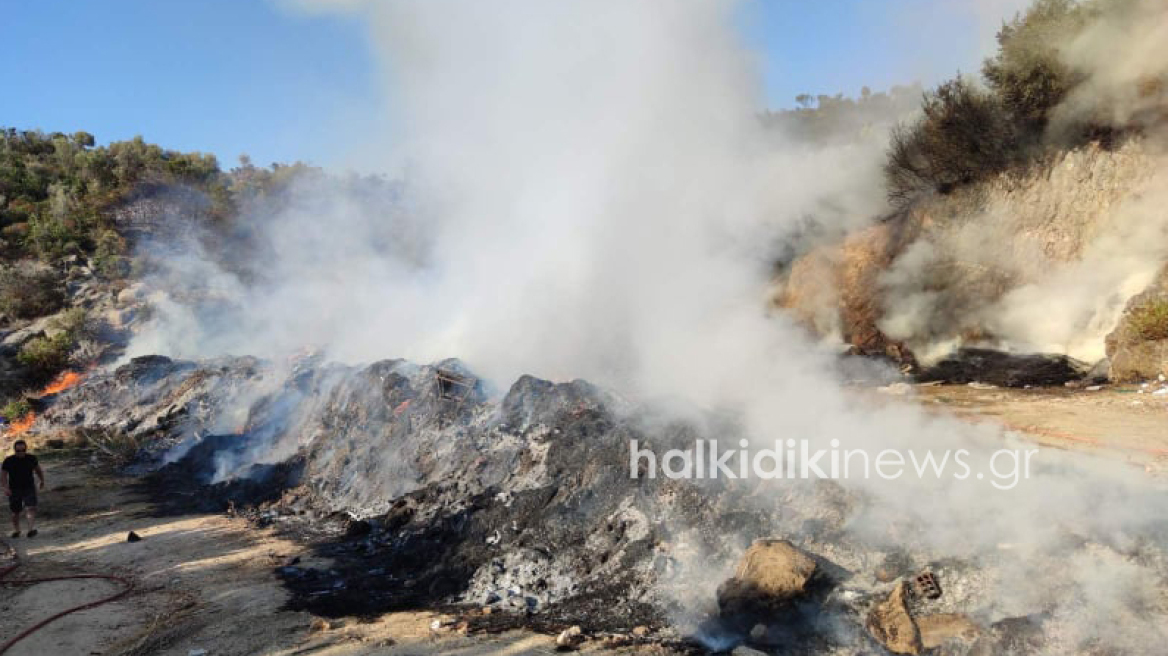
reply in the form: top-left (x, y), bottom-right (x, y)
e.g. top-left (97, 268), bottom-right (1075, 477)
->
top-left (92, 229), bottom-right (129, 278)
top-left (1129, 300), bottom-right (1168, 342)
top-left (1, 399), bottom-right (32, 422)
top-left (16, 308), bottom-right (90, 376)
top-left (884, 78), bottom-right (1018, 205)
top-left (0, 265), bottom-right (64, 319)
top-left (17, 332), bottom-right (74, 374)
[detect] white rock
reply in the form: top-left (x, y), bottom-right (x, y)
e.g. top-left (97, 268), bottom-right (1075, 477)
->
top-left (117, 284), bottom-right (146, 305)
top-left (556, 625), bottom-right (584, 648)
top-left (877, 382), bottom-right (913, 395)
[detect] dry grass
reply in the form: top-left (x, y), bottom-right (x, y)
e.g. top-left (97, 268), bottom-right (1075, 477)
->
top-left (83, 428), bottom-right (141, 466)
top-left (1129, 300), bottom-right (1168, 342)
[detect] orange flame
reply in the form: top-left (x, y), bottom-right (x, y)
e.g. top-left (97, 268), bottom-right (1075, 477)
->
top-left (40, 370), bottom-right (85, 396)
top-left (8, 412), bottom-right (35, 435)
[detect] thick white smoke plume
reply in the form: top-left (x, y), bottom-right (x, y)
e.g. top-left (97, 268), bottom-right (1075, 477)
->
top-left (129, 1), bottom-right (1168, 652)
top-left (135, 0), bottom-right (888, 401)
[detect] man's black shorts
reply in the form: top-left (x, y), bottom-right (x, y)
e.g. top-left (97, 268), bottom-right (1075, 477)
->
top-left (8, 487), bottom-right (36, 514)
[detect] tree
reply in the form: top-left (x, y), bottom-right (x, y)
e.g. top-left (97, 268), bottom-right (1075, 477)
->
top-left (982, 0), bottom-right (1088, 136)
top-left (884, 77), bottom-right (1017, 205)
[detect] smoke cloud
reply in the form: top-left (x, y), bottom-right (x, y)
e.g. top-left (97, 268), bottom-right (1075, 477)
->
top-left (127, 1), bottom-right (1168, 652)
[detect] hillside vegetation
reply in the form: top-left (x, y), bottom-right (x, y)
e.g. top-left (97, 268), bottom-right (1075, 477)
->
top-left (885, 0), bottom-right (1167, 205)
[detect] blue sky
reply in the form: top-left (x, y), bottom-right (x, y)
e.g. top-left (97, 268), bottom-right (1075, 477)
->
top-left (1, 0), bottom-right (1009, 169)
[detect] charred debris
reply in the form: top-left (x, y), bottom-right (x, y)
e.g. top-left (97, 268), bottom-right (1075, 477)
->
top-left (31, 353), bottom-right (1114, 654)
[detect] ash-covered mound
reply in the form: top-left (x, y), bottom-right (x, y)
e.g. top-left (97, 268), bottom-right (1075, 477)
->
top-left (32, 353), bottom-right (1168, 654)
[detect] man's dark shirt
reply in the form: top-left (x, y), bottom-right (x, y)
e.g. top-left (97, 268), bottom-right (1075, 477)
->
top-left (2, 455), bottom-right (37, 490)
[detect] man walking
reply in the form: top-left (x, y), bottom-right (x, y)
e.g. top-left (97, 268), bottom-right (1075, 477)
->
top-left (2, 440), bottom-right (45, 538)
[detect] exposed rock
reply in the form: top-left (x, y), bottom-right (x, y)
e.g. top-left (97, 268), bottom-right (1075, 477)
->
top-left (916, 613), bottom-right (980, 650)
top-left (718, 538), bottom-right (818, 615)
top-left (777, 140), bottom-right (1157, 369)
top-left (556, 625), bottom-right (584, 650)
top-left (104, 307), bottom-right (137, 330)
top-left (117, 283), bottom-right (146, 306)
top-left (916, 348), bottom-right (1089, 387)
top-left (865, 582), bottom-right (922, 655)
top-left (1, 314), bottom-right (55, 349)
top-left (1106, 264), bottom-right (1168, 382)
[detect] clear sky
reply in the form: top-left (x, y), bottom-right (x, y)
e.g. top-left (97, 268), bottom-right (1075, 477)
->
top-left (0, 0), bottom-right (1019, 170)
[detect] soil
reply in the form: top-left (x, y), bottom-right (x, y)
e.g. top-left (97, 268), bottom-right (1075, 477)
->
top-left (0, 454), bottom-right (665, 656)
top-left (912, 382), bottom-right (1168, 468)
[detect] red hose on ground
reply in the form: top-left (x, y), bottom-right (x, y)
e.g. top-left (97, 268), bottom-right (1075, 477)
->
top-left (0, 552), bottom-right (134, 655)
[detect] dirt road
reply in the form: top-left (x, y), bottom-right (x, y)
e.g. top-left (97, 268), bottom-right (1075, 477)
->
top-left (912, 383), bottom-right (1168, 469)
top-left (0, 456), bottom-right (629, 656)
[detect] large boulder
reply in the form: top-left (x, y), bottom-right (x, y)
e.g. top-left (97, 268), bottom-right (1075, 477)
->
top-left (717, 539), bottom-right (818, 615)
top-left (1106, 264), bottom-right (1168, 382)
top-left (865, 582), bottom-right (922, 655)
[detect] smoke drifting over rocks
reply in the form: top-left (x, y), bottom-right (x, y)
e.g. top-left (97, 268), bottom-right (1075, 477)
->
top-left (92, 0), bottom-right (1168, 653)
top-left (873, 140), bottom-right (1168, 365)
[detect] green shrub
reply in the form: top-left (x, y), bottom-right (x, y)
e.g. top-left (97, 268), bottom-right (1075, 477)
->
top-left (1, 399), bottom-right (32, 422)
top-left (92, 229), bottom-right (129, 279)
top-left (16, 308), bottom-right (90, 376)
top-left (17, 332), bottom-right (73, 374)
top-left (26, 213), bottom-right (88, 258)
top-left (0, 265), bottom-right (64, 319)
top-left (1129, 300), bottom-right (1168, 342)
top-left (885, 78), bottom-right (1017, 205)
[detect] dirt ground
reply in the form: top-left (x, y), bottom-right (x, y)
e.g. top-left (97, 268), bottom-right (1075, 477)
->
top-left (0, 383), bottom-right (1164, 656)
top-left (912, 382), bottom-right (1168, 469)
top-left (0, 455), bottom-right (663, 656)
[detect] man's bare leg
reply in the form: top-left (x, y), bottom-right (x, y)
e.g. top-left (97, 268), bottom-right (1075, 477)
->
top-left (24, 508), bottom-right (36, 536)
top-left (10, 511), bottom-right (20, 537)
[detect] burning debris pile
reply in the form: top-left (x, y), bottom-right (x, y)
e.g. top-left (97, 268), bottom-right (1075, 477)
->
top-left (23, 352), bottom-right (1168, 653)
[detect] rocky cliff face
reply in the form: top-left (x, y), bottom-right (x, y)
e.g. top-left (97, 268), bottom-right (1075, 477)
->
top-left (777, 138), bottom-right (1168, 378)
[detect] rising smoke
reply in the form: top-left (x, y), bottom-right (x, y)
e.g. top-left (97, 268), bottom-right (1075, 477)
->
top-left (129, 1), bottom-right (1168, 652)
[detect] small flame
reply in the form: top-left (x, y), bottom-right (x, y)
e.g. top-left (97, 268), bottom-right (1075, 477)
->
top-left (40, 370), bottom-right (85, 396)
top-left (8, 412), bottom-right (35, 435)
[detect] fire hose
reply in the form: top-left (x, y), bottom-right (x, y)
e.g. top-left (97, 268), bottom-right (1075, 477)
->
top-left (0, 541), bottom-right (133, 655)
